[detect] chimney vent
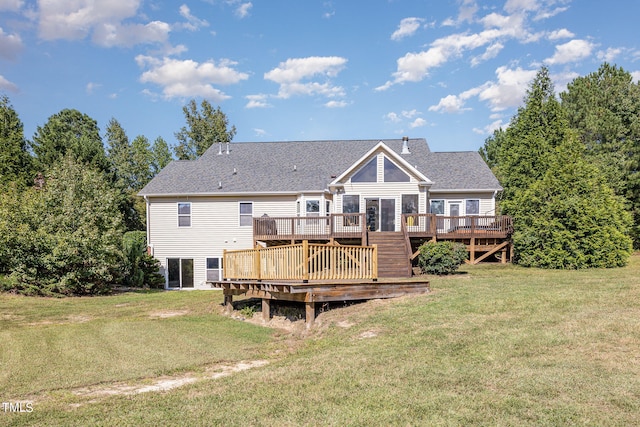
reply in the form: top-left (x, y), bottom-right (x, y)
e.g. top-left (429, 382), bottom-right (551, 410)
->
top-left (401, 136), bottom-right (411, 154)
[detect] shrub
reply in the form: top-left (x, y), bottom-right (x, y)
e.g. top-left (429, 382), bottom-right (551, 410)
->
top-left (417, 241), bottom-right (468, 275)
top-left (122, 231), bottom-right (164, 288)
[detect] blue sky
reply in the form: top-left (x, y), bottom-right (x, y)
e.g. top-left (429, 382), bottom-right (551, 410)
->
top-left (1, 0), bottom-right (639, 153)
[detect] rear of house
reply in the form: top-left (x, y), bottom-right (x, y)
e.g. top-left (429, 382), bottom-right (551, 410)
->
top-left (139, 138), bottom-right (503, 289)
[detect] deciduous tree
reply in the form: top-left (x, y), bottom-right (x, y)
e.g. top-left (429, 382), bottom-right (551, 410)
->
top-left (174, 99), bottom-right (236, 160)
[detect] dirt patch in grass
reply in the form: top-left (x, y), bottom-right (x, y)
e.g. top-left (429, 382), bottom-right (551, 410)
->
top-left (148, 309), bottom-right (189, 318)
top-left (70, 359), bottom-right (269, 404)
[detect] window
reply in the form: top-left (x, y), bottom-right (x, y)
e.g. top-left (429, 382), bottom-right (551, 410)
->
top-left (384, 158), bottom-right (410, 182)
top-left (402, 194), bottom-right (418, 215)
top-left (466, 199), bottom-right (480, 215)
top-left (167, 258), bottom-right (194, 288)
top-left (206, 257), bottom-right (223, 281)
top-left (239, 202), bottom-right (253, 226)
top-left (306, 200), bottom-right (320, 216)
top-left (351, 157), bottom-right (377, 182)
top-left (402, 194), bottom-right (418, 226)
top-left (342, 194), bottom-right (360, 226)
top-left (178, 202), bottom-right (191, 227)
top-left (430, 200), bottom-right (444, 215)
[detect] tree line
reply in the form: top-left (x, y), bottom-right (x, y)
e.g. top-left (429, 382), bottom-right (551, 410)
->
top-left (480, 63), bottom-right (639, 268)
top-left (0, 98), bottom-right (235, 295)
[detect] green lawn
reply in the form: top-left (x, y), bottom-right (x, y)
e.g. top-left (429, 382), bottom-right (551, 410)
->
top-left (2, 255), bottom-right (640, 426)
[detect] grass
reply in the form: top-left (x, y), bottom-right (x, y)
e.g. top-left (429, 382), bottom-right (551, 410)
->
top-left (2, 255), bottom-right (640, 426)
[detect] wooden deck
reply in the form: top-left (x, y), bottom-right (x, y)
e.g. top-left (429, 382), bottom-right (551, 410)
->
top-left (254, 213), bottom-right (513, 267)
top-left (209, 277), bottom-right (430, 325)
top-left (254, 213), bottom-right (512, 243)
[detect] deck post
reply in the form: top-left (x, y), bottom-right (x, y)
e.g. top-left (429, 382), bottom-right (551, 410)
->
top-left (302, 240), bottom-right (309, 282)
top-left (262, 298), bottom-right (271, 321)
top-left (223, 293), bottom-right (233, 312)
top-left (254, 245), bottom-right (262, 280)
top-left (305, 301), bottom-right (315, 326)
top-left (469, 237), bottom-right (476, 264)
top-left (372, 244), bottom-right (378, 280)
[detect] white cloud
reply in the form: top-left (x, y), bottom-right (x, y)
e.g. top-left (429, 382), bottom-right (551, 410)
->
top-left (471, 42), bottom-right (503, 66)
top-left (429, 94), bottom-right (469, 113)
top-left (377, 13), bottom-right (533, 90)
top-left (544, 39), bottom-right (594, 65)
top-left (93, 21), bottom-right (171, 47)
top-left (137, 56), bottom-right (249, 101)
top-left (0, 27), bottom-right (23, 60)
top-left (0, 74), bottom-right (18, 92)
top-left (473, 118), bottom-right (506, 135)
top-left (431, 66), bottom-right (537, 114)
top-left (86, 82), bottom-right (101, 94)
top-left (385, 112), bottom-right (401, 123)
top-left (632, 71), bottom-right (640, 83)
top-left (36, 0), bottom-right (172, 48)
top-left (253, 128), bottom-right (267, 137)
top-left (597, 47), bottom-right (622, 63)
top-left (409, 117), bottom-right (427, 128)
top-left (401, 109), bottom-right (420, 119)
top-left (0, 0), bottom-right (23, 12)
top-left (391, 17), bottom-right (424, 41)
top-left (548, 28), bottom-right (574, 40)
top-left (245, 94), bottom-right (270, 108)
top-left (264, 56), bottom-right (347, 99)
top-left (325, 100), bottom-right (347, 108)
top-left (477, 66), bottom-right (537, 111)
top-left (457, 0), bottom-right (478, 23)
top-left (178, 4), bottom-right (209, 31)
top-left (235, 2), bottom-right (252, 18)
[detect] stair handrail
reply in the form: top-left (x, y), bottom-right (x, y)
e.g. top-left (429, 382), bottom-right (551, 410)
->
top-left (400, 215), bottom-right (413, 276)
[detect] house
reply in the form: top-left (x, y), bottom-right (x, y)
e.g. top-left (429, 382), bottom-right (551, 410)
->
top-left (139, 137), bottom-right (506, 289)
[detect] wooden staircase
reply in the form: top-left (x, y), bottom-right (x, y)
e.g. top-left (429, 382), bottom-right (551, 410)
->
top-left (367, 232), bottom-right (412, 278)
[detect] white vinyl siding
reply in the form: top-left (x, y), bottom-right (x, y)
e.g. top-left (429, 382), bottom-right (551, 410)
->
top-left (148, 195), bottom-right (297, 289)
top-left (428, 192), bottom-right (496, 216)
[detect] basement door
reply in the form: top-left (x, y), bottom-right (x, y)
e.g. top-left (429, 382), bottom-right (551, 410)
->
top-left (365, 198), bottom-right (395, 232)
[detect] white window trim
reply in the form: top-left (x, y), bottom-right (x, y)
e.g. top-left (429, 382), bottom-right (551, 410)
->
top-left (239, 201), bottom-right (253, 227)
top-left (205, 257), bottom-right (224, 282)
top-left (177, 202), bottom-right (191, 228)
top-left (430, 199), bottom-right (445, 215)
top-left (465, 199), bottom-right (480, 216)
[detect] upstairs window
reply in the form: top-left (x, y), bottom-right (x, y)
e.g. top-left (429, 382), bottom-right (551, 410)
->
top-left (239, 202), bottom-right (253, 226)
top-left (384, 158), bottom-right (410, 182)
top-left (351, 157), bottom-right (377, 182)
top-left (178, 202), bottom-right (191, 227)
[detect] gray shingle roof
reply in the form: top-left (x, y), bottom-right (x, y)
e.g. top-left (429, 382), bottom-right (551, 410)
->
top-left (138, 138), bottom-right (502, 196)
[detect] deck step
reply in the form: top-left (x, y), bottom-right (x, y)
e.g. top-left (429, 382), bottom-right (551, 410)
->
top-left (368, 232), bottom-right (411, 278)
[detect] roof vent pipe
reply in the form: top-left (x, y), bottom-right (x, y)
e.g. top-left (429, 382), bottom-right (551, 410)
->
top-left (401, 136), bottom-right (411, 154)
top-left (218, 142), bottom-right (222, 155)
top-left (226, 141), bottom-right (230, 154)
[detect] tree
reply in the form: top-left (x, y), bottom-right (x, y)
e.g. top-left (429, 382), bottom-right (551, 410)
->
top-left (150, 136), bottom-right (173, 175)
top-left (560, 63), bottom-right (640, 247)
top-left (0, 95), bottom-right (32, 186)
top-left (105, 117), bottom-right (134, 190)
top-left (510, 138), bottom-right (633, 268)
top-left (131, 135), bottom-right (153, 190)
top-left (497, 67), bottom-right (568, 204)
top-left (174, 99), bottom-right (236, 160)
top-left (478, 127), bottom-right (506, 172)
top-left (31, 109), bottom-right (107, 173)
top-left (1, 155), bottom-right (126, 295)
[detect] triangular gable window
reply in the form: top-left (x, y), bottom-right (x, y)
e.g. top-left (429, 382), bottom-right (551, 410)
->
top-left (351, 157), bottom-right (377, 182)
top-left (384, 157), bottom-right (410, 182)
